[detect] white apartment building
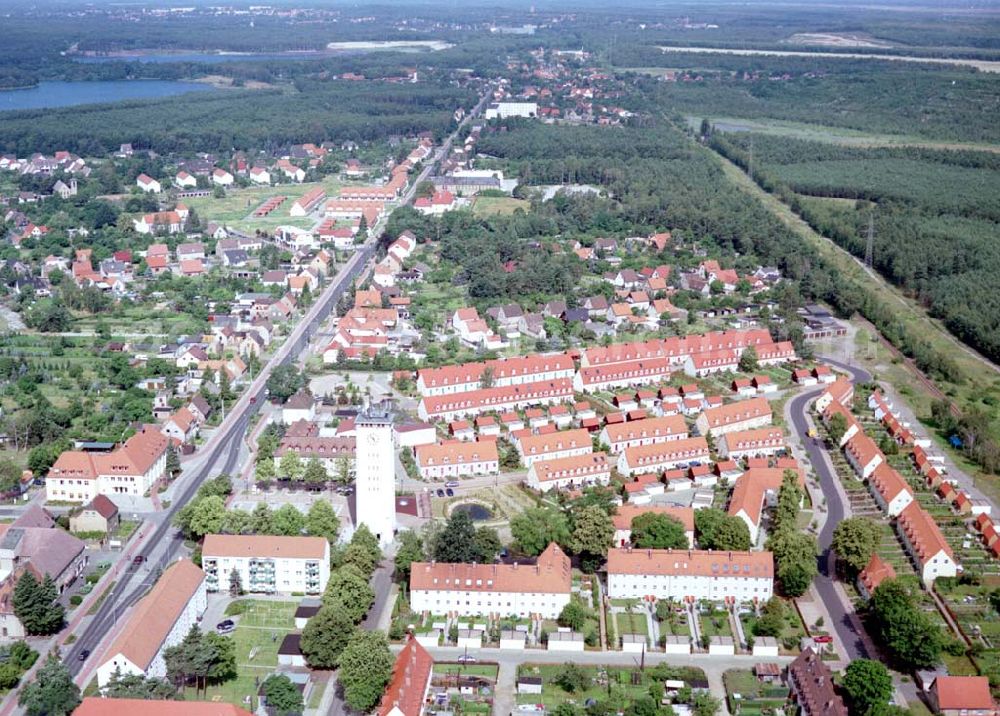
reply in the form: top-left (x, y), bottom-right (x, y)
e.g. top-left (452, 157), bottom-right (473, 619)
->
top-left (416, 354), bottom-right (575, 397)
top-left (616, 437), bottom-right (710, 477)
top-left (96, 559), bottom-right (206, 687)
top-left (46, 425), bottom-right (169, 503)
top-left (409, 543), bottom-right (571, 619)
top-left (415, 440), bottom-right (499, 480)
top-left (599, 415), bottom-right (689, 454)
top-left (694, 397), bottom-right (772, 437)
top-left (525, 452), bottom-right (611, 493)
top-left (484, 101), bottom-right (538, 120)
top-left (517, 428), bottom-right (592, 468)
top-left (202, 534), bottom-right (330, 596)
top-left (606, 548), bottom-right (774, 603)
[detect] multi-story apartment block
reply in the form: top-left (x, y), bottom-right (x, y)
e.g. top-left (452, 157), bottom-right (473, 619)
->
top-left (616, 437), bottom-right (710, 477)
top-left (202, 535), bottom-right (330, 596)
top-left (409, 543), bottom-right (571, 618)
top-left (694, 397), bottom-right (772, 437)
top-left (606, 548), bottom-right (774, 603)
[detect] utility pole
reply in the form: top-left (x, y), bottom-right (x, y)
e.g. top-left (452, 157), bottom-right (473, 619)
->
top-left (864, 213), bottom-right (875, 269)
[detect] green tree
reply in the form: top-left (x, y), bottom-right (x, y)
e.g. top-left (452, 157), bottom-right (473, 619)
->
top-left (341, 525), bottom-right (382, 576)
top-left (558, 598), bottom-right (592, 631)
top-left (305, 500), bottom-right (340, 544)
top-left (303, 457), bottom-right (328, 486)
top-left (692, 691), bottom-right (721, 716)
top-left (695, 508), bottom-right (751, 551)
top-left (738, 346), bottom-right (758, 373)
top-left (266, 365), bottom-right (306, 403)
top-left (630, 513), bottom-right (688, 550)
top-left (13, 571), bottom-right (64, 636)
top-left (261, 674), bottom-right (303, 716)
top-left (555, 663), bottom-right (590, 693)
top-left (300, 607), bottom-right (356, 669)
top-left (228, 568), bottom-right (243, 597)
top-left (103, 669), bottom-right (178, 700)
top-left (333, 457), bottom-right (352, 485)
top-left (768, 530), bottom-right (818, 597)
top-left (773, 471), bottom-right (802, 532)
top-left (338, 630), bottom-right (394, 712)
top-left (322, 566), bottom-right (374, 623)
top-left (433, 511), bottom-right (481, 563)
top-left (569, 505), bottom-right (614, 564)
top-left (188, 495), bottom-right (226, 539)
top-left (394, 530), bottom-right (424, 584)
top-left (752, 598), bottom-right (787, 638)
top-left (254, 457), bottom-right (276, 483)
top-left (832, 517), bottom-right (881, 574)
top-left (165, 443), bottom-right (181, 477)
top-left (279, 451), bottom-right (303, 482)
top-left (474, 526), bottom-right (502, 562)
top-left (510, 506), bottom-right (570, 556)
top-left (870, 579), bottom-right (943, 668)
top-left (250, 503), bottom-right (274, 534)
top-left (220, 509), bottom-right (251, 535)
top-left (272, 504), bottom-right (306, 536)
top-left (827, 412), bottom-right (848, 446)
top-left (18, 657), bottom-right (80, 716)
top-left (842, 659), bottom-right (893, 714)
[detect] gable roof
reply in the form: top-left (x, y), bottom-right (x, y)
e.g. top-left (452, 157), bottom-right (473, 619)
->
top-left (100, 560), bottom-right (205, 671)
top-left (378, 637), bottom-right (434, 716)
top-left (933, 676), bottom-right (995, 711)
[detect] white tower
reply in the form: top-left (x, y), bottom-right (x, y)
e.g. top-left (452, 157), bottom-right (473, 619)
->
top-left (355, 401), bottom-right (396, 547)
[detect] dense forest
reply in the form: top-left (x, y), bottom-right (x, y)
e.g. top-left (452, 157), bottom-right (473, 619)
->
top-left (0, 80), bottom-right (476, 155)
top-left (638, 66), bottom-right (1000, 144)
top-left (711, 132), bottom-right (1000, 366)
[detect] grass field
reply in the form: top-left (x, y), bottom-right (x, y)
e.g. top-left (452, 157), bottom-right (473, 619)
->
top-left (203, 600), bottom-right (298, 710)
top-left (684, 115), bottom-right (1000, 153)
top-left (181, 176), bottom-right (349, 233)
top-left (472, 195), bottom-right (530, 216)
top-left (515, 664), bottom-right (706, 709)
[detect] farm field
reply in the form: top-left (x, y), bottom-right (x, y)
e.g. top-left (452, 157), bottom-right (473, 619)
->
top-left (472, 195), bottom-right (530, 216)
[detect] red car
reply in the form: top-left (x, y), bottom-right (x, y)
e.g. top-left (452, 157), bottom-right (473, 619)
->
top-left (813, 635), bottom-right (833, 644)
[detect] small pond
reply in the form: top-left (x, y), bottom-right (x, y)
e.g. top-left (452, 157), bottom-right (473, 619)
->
top-left (451, 503), bottom-right (493, 521)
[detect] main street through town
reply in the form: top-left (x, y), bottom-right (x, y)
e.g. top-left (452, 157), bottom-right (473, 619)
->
top-left (65, 89), bottom-right (492, 677)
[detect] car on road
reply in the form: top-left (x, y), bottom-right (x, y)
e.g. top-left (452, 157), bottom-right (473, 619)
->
top-left (436, 489), bottom-right (445, 497)
top-left (445, 488), bottom-right (454, 497)
top-left (78, 649), bottom-right (90, 661)
top-left (445, 481), bottom-right (459, 488)
top-left (216, 620), bottom-right (235, 634)
top-left (457, 655), bottom-right (477, 664)
top-left (132, 556), bottom-right (145, 565)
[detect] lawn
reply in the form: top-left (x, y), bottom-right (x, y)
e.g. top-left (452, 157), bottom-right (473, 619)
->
top-left (203, 599), bottom-right (298, 710)
top-left (181, 177), bottom-right (346, 225)
top-left (433, 663), bottom-right (498, 680)
top-left (616, 612), bottom-right (648, 636)
top-left (472, 195), bottom-right (529, 216)
top-left (722, 669), bottom-right (790, 714)
top-left (699, 609), bottom-right (733, 638)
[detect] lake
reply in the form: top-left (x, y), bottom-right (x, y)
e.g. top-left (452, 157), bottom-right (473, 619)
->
top-left (0, 80), bottom-right (214, 112)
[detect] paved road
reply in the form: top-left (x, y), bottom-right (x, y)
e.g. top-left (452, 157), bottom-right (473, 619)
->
top-left (788, 357), bottom-right (872, 662)
top-left (66, 237), bottom-right (376, 675)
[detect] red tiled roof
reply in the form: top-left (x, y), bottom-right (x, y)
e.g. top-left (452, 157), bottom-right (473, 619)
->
top-left (378, 637), bottom-right (434, 716)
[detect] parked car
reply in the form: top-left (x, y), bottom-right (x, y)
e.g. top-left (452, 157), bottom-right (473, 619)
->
top-left (445, 481), bottom-right (459, 488)
top-left (216, 620), bottom-right (235, 634)
top-left (457, 654), bottom-right (477, 664)
top-left (813, 635), bottom-right (833, 644)
top-left (436, 489), bottom-right (445, 497)
top-left (445, 488), bottom-right (454, 497)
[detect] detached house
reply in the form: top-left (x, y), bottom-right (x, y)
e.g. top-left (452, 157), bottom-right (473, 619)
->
top-left (136, 174), bottom-right (161, 194)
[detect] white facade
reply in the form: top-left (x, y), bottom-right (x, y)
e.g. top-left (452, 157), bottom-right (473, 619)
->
top-left (485, 102), bottom-right (538, 120)
top-left (355, 404), bottom-right (396, 546)
top-left (608, 570), bottom-right (773, 603)
top-left (202, 540), bottom-right (330, 596)
top-left (410, 586), bottom-right (569, 619)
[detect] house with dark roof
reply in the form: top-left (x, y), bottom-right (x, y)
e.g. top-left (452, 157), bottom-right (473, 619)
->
top-left (786, 647), bottom-right (848, 716)
top-left (0, 524), bottom-right (87, 593)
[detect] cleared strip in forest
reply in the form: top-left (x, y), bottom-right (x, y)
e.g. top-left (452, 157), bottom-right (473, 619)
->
top-left (682, 116), bottom-right (1000, 154)
top-left (658, 46), bottom-right (1000, 72)
top-left (712, 149), bottom-right (999, 378)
